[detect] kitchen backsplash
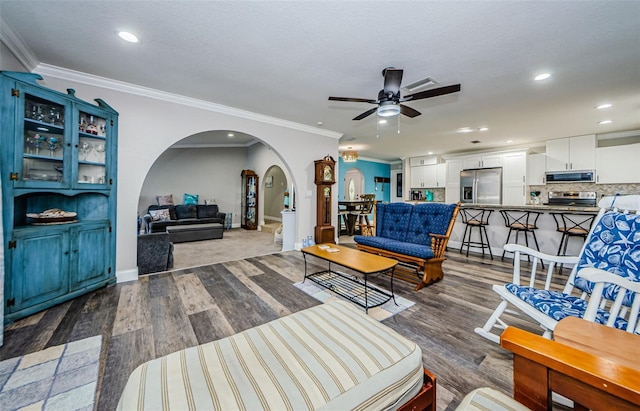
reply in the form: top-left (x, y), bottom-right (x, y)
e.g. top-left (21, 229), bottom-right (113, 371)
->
top-left (529, 183), bottom-right (640, 202)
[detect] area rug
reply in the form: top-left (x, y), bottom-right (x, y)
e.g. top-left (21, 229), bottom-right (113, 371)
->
top-left (0, 335), bottom-right (102, 411)
top-left (294, 279), bottom-right (415, 321)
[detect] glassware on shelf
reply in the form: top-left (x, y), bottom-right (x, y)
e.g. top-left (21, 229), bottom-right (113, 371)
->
top-left (79, 116), bottom-right (87, 132)
top-left (47, 137), bottom-right (60, 157)
top-left (86, 116), bottom-right (98, 135)
top-left (79, 141), bottom-right (93, 161)
top-left (33, 134), bottom-right (46, 155)
top-left (24, 135), bottom-right (34, 154)
top-left (94, 143), bottom-right (106, 163)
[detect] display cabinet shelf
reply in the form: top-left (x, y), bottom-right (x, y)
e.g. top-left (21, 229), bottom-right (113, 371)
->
top-left (241, 169), bottom-right (258, 230)
top-left (1, 70), bottom-right (118, 323)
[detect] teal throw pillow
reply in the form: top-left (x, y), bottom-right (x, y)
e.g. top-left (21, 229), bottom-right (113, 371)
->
top-left (184, 193), bottom-right (199, 205)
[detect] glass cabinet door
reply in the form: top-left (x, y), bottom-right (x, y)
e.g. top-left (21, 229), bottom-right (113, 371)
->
top-left (20, 93), bottom-right (66, 186)
top-left (77, 110), bottom-right (108, 186)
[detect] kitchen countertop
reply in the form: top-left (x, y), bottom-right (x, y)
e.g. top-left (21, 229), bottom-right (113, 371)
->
top-left (459, 203), bottom-right (599, 213)
top-left (405, 200), bottom-right (599, 212)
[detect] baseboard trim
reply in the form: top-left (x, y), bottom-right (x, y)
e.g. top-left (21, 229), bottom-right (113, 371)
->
top-left (117, 268), bottom-right (139, 283)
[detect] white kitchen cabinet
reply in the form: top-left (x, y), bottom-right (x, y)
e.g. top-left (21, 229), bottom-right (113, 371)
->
top-left (410, 165), bottom-right (426, 188)
top-left (502, 151), bottom-right (527, 205)
top-left (527, 153), bottom-right (546, 185)
top-left (462, 153), bottom-right (502, 169)
top-left (595, 143), bottom-right (640, 184)
top-left (409, 155), bottom-right (439, 167)
top-left (546, 134), bottom-right (596, 171)
top-left (410, 163), bottom-right (446, 188)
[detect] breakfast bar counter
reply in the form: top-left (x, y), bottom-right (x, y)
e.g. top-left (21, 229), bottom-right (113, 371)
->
top-left (449, 203), bottom-right (599, 258)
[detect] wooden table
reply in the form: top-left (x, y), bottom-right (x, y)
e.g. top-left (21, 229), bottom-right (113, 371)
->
top-left (501, 317), bottom-right (640, 411)
top-left (338, 200), bottom-right (368, 235)
top-left (301, 244), bottom-right (398, 313)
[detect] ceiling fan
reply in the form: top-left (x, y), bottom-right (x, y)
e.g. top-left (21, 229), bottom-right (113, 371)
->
top-left (328, 68), bottom-right (461, 120)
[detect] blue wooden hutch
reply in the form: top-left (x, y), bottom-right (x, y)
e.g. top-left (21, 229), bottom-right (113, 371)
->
top-left (0, 71), bottom-right (118, 323)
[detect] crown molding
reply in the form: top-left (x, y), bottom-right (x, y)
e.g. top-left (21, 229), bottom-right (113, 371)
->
top-left (171, 142), bottom-right (257, 149)
top-left (34, 63), bottom-right (343, 140)
top-left (0, 18), bottom-right (38, 70)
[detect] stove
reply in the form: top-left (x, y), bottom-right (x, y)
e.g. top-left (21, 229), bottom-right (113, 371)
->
top-left (545, 191), bottom-right (597, 207)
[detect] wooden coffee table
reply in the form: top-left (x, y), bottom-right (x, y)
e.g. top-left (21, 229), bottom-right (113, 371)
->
top-left (301, 244), bottom-right (398, 313)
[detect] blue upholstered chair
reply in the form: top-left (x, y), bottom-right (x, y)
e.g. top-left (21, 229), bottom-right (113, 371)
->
top-left (475, 195), bottom-right (640, 343)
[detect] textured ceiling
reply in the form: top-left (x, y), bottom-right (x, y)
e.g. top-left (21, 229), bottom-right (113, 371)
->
top-left (1, 1), bottom-right (639, 161)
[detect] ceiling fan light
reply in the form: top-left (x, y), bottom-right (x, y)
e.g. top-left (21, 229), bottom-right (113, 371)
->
top-left (342, 150), bottom-right (358, 162)
top-left (377, 102), bottom-right (401, 117)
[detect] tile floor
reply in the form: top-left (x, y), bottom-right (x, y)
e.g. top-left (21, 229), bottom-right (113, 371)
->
top-left (0, 335), bottom-right (102, 411)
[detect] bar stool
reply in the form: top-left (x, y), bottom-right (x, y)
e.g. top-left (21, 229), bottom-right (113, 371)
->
top-left (550, 212), bottom-right (596, 272)
top-left (500, 209), bottom-right (543, 266)
top-left (458, 208), bottom-right (494, 259)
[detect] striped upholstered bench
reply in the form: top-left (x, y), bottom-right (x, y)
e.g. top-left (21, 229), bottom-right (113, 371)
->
top-left (117, 301), bottom-right (435, 410)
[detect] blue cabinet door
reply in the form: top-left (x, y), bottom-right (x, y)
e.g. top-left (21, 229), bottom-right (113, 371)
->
top-left (71, 222), bottom-right (110, 289)
top-left (9, 230), bottom-right (70, 313)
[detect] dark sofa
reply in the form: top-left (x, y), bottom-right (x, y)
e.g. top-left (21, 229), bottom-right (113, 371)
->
top-left (143, 204), bottom-right (226, 234)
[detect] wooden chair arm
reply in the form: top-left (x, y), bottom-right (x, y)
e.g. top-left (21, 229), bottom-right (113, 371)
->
top-left (500, 325), bottom-right (640, 409)
top-left (430, 233), bottom-right (449, 258)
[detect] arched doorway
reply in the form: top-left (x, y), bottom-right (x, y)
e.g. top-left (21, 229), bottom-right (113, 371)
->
top-left (263, 165), bottom-right (287, 227)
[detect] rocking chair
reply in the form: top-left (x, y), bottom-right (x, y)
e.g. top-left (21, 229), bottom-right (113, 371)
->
top-left (475, 195), bottom-right (640, 343)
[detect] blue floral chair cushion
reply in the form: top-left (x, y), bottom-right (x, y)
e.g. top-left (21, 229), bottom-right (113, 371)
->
top-left (504, 283), bottom-right (630, 331)
top-left (573, 211), bottom-right (640, 306)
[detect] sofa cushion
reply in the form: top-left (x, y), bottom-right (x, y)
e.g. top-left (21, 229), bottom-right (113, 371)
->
top-left (405, 203), bottom-right (457, 245)
top-left (175, 204), bottom-right (197, 219)
top-left (148, 220), bottom-right (179, 232)
top-left (198, 217), bottom-right (224, 225)
top-left (184, 193), bottom-right (199, 205)
top-left (355, 236), bottom-right (435, 259)
top-left (148, 205), bottom-right (177, 220)
top-left (155, 194), bottom-right (174, 206)
top-left (197, 204), bottom-right (219, 219)
top-left (377, 203), bottom-right (413, 242)
top-left (149, 209), bottom-right (170, 221)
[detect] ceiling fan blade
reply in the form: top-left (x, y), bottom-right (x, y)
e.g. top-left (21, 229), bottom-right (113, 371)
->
top-left (353, 107), bottom-right (378, 121)
top-left (402, 84), bottom-right (461, 102)
top-left (400, 104), bottom-right (421, 118)
top-left (329, 96), bottom-right (377, 103)
top-left (383, 68), bottom-right (403, 95)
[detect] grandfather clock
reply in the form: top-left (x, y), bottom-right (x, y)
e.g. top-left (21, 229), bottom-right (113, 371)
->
top-left (314, 156), bottom-right (336, 244)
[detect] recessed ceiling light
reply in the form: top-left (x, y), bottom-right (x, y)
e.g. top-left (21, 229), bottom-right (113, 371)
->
top-left (458, 127), bottom-right (473, 133)
top-left (427, 151), bottom-right (433, 155)
top-left (506, 140), bottom-right (514, 143)
top-left (596, 103), bottom-right (612, 110)
top-left (227, 133), bottom-right (235, 137)
top-left (534, 73), bottom-right (551, 81)
top-left (378, 119), bottom-right (387, 124)
top-left (118, 31), bottom-right (139, 43)
top-left (598, 120), bottom-right (613, 125)
top-left (478, 127), bottom-right (489, 132)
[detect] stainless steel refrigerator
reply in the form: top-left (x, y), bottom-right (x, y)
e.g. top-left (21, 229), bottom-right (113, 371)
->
top-left (460, 167), bottom-right (502, 204)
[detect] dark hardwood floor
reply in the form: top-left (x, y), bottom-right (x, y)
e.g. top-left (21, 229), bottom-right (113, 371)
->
top-left (1, 248), bottom-right (546, 410)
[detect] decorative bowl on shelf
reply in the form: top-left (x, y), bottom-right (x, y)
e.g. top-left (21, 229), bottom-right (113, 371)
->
top-left (27, 209), bottom-right (77, 224)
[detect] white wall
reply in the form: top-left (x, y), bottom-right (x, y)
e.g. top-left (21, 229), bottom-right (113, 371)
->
top-left (138, 147), bottom-right (247, 226)
top-left (31, 67), bottom-right (340, 283)
top-left (1, 42), bottom-right (28, 71)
